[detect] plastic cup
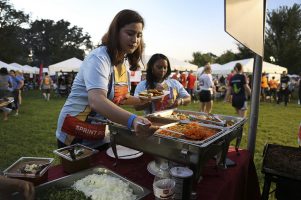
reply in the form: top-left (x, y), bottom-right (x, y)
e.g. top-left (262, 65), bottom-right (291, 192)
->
top-left (153, 178), bottom-right (175, 200)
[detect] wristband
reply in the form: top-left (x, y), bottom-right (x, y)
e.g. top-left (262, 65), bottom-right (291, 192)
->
top-left (127, 114), bottom-right (137, 129)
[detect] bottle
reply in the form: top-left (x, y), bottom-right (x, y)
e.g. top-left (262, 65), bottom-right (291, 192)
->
top-left (153, 162), bottom-right (175, 200)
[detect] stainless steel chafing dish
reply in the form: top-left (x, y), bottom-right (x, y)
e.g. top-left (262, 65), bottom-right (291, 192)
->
top-left (109, 122), bottom-right (228, 184)
top-left (108, 109), bottom-right (247, 183)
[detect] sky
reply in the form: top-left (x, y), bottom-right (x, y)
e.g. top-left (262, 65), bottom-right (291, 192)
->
top-left (9, 0), bottom-right (300, 62)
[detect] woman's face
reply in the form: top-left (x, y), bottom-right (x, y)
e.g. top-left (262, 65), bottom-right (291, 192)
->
top-left (119, 22), bottom-right (143, 55)
top-left (152, 59), bottom-right (168, 81)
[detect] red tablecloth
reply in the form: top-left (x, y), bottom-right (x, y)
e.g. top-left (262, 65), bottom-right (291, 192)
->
top-left (48, 147), bottom-right (260, 200)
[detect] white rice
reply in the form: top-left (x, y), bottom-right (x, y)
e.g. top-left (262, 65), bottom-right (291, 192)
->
top-left (73, 174), bottom-right (137, 200)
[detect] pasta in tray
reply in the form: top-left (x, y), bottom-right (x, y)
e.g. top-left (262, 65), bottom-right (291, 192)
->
top-left (158, 122), bottom-right (218, 140)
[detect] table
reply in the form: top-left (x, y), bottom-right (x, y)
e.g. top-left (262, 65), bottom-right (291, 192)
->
top-left (48, 147), bottom-right (260, 200)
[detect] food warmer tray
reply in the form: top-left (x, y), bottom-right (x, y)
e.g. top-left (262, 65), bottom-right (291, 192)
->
top-left (148, 109), bottom-right (226, 127)
top-left (149, 109), bottom-right (247, 153)
top-left (12, 167), bottom-right (150, 200)
top-left (154, 122), bottom-right (227, 148)
top-left (108, 122), bottom-right (230, 183)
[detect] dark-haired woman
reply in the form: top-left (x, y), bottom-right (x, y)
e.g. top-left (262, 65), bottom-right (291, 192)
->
top-left (0, 67), bottom-right (12, 121)
top-left (134, 53), bottom-right (191, 114)
top-left (56, 9), bottom-right (152, 149)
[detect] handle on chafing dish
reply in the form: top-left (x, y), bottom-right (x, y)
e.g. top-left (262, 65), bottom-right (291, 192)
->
top-left (87, 116), bottom-right (114, 125)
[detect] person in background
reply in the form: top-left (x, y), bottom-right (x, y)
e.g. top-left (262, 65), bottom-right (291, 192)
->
top-left (56, 9), bottom-right (152, 149)
top-left (277, 71), bottom-right (290, 106)
top-left (9, 70), bottom-right (23, 116)
top-left (228, 63), bottom-right (251, 118)
top-left (224, 67), bottom-right (237, 102)
top-left (198, 65), bottom-right (215, 113)
top-left (15, 71), bottom-right (24, 105)
top-left (171, 69), bottom-right (179, 81)
top-left (298, 72), bottom-right (301, 105)
top-left (0, 176), bottom-right (34, 200)
top-left (180, 71), bottom-right (187, 88)
top-left (219, 75), bottom-right (226, 86)
top-left (0, 67), bottom-right (12, 121)
top-left (261, 73), bottom-right (269, 102)
top-left (268, 76), bottom-right (278, 102)
top-left (186, 70), bottom-right (197, 103)
top-left (41, 72), bottom-right (53, 101)
top-left (134, 53), bottom-right (191, 114)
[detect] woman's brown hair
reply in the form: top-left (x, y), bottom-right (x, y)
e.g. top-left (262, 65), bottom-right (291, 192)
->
top-left (102, 9), bottom-right (144, 71)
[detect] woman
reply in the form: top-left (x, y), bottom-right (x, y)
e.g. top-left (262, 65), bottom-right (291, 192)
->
top-left (56, 9), bottom-right (152, 149)
top-left (0, 67), bottom-right (12, 120)
top-left (134, 53), bottom-right (190, 114)
top-left (198, 65), bottom-right (215, 113)
top-left (229, 63), bottom-right (251, 117)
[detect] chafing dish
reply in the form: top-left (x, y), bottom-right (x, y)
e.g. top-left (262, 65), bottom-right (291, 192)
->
top-left (108, 109), bottom-right (247, 183)
top-left (109, 121), bottom-right (229, 183)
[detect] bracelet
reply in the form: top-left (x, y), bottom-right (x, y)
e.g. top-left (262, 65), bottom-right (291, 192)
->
top-left (127, 114), bottom-right (137, 129)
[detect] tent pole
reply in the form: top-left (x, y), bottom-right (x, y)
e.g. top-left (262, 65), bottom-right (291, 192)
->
top-left (247, 54), bottom-right (262, 157)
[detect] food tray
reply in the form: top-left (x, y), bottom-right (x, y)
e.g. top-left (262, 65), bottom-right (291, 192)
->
top-left (3, 157), bottom-right (53, 179)
top-left (53, 143), bottom-right (98, 162)
top-left (53, 144), bottom-right (99, 173)
top-left (34, 167), bottom-right (150, 200)
top-left (154, 122), bottom-right (226, 147)
top-left (146, 115), bottom-right (178, 127)
top-left (211, 113), bottom-right (246, 129)
top-left (149, 109), bottom-right (226, 126)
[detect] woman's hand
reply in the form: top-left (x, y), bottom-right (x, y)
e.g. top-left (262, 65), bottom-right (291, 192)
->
top-left (132, 116), bottom-right (153, 137)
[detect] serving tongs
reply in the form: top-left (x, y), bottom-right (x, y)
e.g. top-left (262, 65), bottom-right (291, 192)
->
top-left (87, 116), bottom-right (119, 165)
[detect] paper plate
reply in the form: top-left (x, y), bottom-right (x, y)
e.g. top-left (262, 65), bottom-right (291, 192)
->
top-left (139, 91), bottom-right (170, 100)
top-left (106, 145), bottom-right (143, 159)
top-left (147, 160), bottom-right (160, 176)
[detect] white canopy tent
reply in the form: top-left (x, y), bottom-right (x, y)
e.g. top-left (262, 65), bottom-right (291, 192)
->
top-left (0, 60), bottom-right (19, 71)
top-left (48, 57), bottom-right (82, 75)
top-left (196, 63), bottom-right (222, 77)
top-left (211, 58), bottom-right (287, 75)
top-left (22, 65), bottom-right (37, 74)
top-left (142, 55), bottom-right (198, 71)
top-left (9, 62), bottom-right (25, 72)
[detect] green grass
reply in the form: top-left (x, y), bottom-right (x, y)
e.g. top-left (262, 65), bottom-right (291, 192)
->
top-left (1, 90), bottom-right (300, 198)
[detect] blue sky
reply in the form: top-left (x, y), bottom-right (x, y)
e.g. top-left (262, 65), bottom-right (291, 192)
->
top-left (9, 0), bottom-right (300, 61)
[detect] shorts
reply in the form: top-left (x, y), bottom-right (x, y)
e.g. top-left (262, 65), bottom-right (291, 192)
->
top-left (232, 95), bottom-right (247, 110)
top-left (43, 88), bottom-right (51, 94)
top-left (199, 90), bottom-right (212, 102)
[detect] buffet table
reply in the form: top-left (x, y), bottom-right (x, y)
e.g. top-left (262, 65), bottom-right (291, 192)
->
top-left (47, 147), bottom-right (260, 200)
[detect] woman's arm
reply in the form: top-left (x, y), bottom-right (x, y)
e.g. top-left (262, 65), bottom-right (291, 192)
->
top-left (88, 89), bottom-right (152, 135)
top-left (0, 176), bottom-right (34, 200)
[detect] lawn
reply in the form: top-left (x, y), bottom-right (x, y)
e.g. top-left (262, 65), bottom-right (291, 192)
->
top-left (1, 90), bottom-right (300, 198)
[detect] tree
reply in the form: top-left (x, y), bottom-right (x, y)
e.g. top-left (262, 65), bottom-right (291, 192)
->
top-left (26, 19), bottom-right (94, 67)
top-left (190, 52), bottom-right (217, 67)
top-left (215, 50), bottom-right (238, 64)
top-left (0, 0), bottom-right (29, 63)
top-left (235, 43), bottom-right (254, 60)
top-left (265, 4), bottom-right (301, 74)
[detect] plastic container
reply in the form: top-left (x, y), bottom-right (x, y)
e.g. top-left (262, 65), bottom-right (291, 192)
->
top-left (170, 167), bottom-right (193, 200)
top-left (153, 162), bottom-right (175, 200)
